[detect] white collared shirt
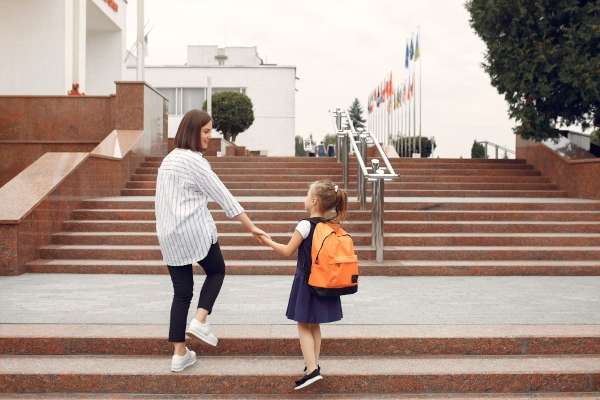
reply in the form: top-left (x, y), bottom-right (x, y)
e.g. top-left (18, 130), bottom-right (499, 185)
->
top-left (155, 148), bottom-right (244, 266)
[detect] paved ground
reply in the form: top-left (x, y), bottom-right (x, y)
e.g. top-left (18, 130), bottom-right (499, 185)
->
top-left (92, 196), bottom-right (600, 203)
top-left (1, 275), bottom-right (599, 325)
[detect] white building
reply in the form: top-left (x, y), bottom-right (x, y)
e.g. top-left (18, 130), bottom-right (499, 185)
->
top-left (125, 45), bottom-right (297, 156)
top-left (0, 0), bottom-right (127, 96)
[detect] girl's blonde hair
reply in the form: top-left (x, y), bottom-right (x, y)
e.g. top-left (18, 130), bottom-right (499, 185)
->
top-left (310, 180), bottom-right (348, 222)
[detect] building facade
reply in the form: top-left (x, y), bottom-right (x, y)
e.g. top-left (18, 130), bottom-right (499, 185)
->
top-left (125, 45), bottom-right (296, 156)
top-left (0, 0), bottom-right (127, 96)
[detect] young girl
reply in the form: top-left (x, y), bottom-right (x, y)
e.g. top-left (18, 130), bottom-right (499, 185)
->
top-left (259, 179), bottom-right (347, 390)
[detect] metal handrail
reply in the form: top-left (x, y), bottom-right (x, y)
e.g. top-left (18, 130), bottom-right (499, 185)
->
top-left (331, 108), bottom-right (398, 262)
top-left (475, 140), bottom-right (515, 159)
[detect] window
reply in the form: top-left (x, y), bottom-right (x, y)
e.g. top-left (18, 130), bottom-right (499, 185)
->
top-left (156, 88), bottom-right (176, 114)
top-left (157, 87), bottom-right (247, 115)
top-left (213, 87), bottom-right (246, 95)
top-left (181, 88), bottom-right (206, 114)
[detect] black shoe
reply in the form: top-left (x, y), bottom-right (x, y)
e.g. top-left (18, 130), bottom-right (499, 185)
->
top-left (303, 364), bottom-right (320, 374)
top-left (294, 368), bottom-right (323, 390)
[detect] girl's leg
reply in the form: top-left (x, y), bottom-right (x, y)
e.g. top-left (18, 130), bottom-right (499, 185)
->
top-left (298, 322), bottom-right (318, 372)
top-left (195, 242), bottom-right (226, 321)
top-left (167, 264), bottom-right (194, 355)
top-left (310, 324), bottom-right (322, 365)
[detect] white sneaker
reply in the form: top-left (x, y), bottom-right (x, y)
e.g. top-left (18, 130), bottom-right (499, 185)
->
top-left (186, 318), bottom-right (219, 347)
top-left (170, 347), bottom-right (197, 372)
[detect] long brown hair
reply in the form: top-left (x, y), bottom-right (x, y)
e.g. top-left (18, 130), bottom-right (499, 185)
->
top-left (310, 180), bottom-right (348, 222)
top-left (174, 109), bottom-right (212, 152)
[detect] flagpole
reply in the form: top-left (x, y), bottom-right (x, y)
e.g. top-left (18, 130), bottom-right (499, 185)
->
top-left (418, 28), bottom-right (422, 157)
top-left (402, 97), bottom-right (405, 157)
top-left (408, 80), bottom-right (412, 156)
top-left (402, 93), bottom-right (405, 157)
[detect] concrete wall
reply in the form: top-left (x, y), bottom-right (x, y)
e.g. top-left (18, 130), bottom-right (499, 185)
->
top-left (85, 0), bottom-right (126, 95)
top-left (0, 0), bottom-right (69, 94)
top-left (89, 0), bottom-right (126, 31)
top-left (125, 65), bottom-right (296, 156)
top-left (0, 0), bottom-right (125, 96)
top-left (86, 30), bottom-right (122, 94)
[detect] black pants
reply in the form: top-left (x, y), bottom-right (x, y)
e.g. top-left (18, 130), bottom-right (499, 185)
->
top-left (167, 242), bottom-right (225, 342)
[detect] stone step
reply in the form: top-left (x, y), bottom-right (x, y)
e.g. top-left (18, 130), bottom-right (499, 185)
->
top-left (140, 161), bottom-right (534, 169)
top-left (120, 188), bottom-right (569, 197)
top-left (1, 354), bottom-right (599, 395)
top-left (136, 166), bottom-right (542, 176)
top-left (1, 394), bottom-right (598, 400)
top-left (130, 174), bottom-right (552, 184)
top-left (49, 232), bottom-right (600, 248)
top-left (24, 258), bottom-right (600, 276)
top-left (51, 232), bottom-right (373, 246)
top-left (24, 259), bottom-right (600, 275)
top-left (69, 209), bottom-right (600, 222)
top-left (37, 244), bottom-right (600, 261)
top-left (199, 156), bottom-right (528, 163)
top-left (80, 197), bottom-right (600, 211)
top-left (61, 220), bottom-right (600, 233)
top-left (2, 324), bottom-right (598, 356)
top-left (130, 173), bottom-right (344, 182)
top-left (125, 181), bottom-right (559, 191)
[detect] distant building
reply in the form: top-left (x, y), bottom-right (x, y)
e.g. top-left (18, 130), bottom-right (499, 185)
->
top-left (125, 45), bottom-right (297, 156)
top-left (0, 0), bottom-right (127, 95)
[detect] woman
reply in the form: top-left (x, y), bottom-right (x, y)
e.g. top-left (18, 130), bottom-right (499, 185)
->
top-left (155, 109), bottom-right (268, 372)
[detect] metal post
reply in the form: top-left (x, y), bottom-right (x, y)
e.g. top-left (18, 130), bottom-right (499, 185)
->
top-left (336, 134), bottom-right (341, 162)
top-left (370, 159), bottom-right (380, 248)
top-left (484, 143), bottom-right (489, 159)
top-left (359, 135), bottom-right (368, 210)
top-left (341, 134), bottom-right (349, 190)
top-left (495, 145), bottom-right (499, 159)
top-left (372, 179), bottom-right (384, 262)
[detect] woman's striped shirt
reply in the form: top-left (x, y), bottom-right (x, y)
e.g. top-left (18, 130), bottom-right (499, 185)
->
top-left (154, 148), bottom-right (244, 266)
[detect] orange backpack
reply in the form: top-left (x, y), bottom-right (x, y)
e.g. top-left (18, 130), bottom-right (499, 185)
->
top-left (308, 219), bottom-right (359, 296)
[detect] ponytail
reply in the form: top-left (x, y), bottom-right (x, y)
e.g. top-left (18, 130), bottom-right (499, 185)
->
top-left (334, 186), bottom-right (348, 223)
top-left (310, 180), bottom-right (348, 223)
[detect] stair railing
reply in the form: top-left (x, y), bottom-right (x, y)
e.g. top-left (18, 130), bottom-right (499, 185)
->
top-left (331, 107), bottom-right (398, 262)
top-left (475, 140), bottom-right (515, 159)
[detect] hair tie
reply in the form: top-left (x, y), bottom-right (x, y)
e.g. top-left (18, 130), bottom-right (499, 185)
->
top-left (334, 184), bottom-right (339, 193)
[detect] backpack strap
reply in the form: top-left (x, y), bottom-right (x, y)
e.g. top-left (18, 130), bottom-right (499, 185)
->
top-left (312, 223), bottom-right (336, 264)
top-left (307, 216), bottom-right (330, 224)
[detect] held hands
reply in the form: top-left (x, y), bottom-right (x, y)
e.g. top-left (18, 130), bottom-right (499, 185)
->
top-left (250, 226), bottom-right (271, 245)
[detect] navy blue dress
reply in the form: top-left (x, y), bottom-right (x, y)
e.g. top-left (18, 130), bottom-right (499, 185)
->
top-left (286, 219), bottom-right (343, 324)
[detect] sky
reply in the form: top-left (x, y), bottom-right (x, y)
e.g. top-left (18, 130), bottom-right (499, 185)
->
top-left (126, 0), bottom-right (516, 158)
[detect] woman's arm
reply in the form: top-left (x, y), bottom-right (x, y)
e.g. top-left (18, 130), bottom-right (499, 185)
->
top-left (260, 231), bottom-right (304, 257)
top-left (235, 212), bottom-right (269, 238)
top-left (189, 159), bottom-right (269, 240)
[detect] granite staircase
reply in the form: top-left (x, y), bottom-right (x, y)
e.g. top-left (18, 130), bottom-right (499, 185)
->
top-left (28, 156), bottom-right (600, 276)
top-left (2, 155), bottom-right (600, 398)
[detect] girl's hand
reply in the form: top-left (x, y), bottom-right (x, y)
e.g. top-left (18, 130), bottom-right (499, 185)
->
top-left (255, 234), bottom-right (269, 245)
top-left (251, 226), bottom-right (269, 238)
top-left (251, 226), bottom-right (270, 242)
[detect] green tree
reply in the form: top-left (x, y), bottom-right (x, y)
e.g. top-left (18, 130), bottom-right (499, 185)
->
top-left (471, 141), bottom-right (486, 159)
top-left (466, 0), bottom-right (600, 141)
top-left (348, 98), bottom-right (366, 130)
top-left (295, 135), bottom-right (306, 157)
top-left (592, 130), bottom-right (600, 146)
top-left (203, 92), bottom-right (254, 142)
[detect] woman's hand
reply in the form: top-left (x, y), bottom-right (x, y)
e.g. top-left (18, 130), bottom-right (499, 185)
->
top-left (251, 226), bottom-right (269, 238)
top-left (250, 226), bottom-right (270, 244)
